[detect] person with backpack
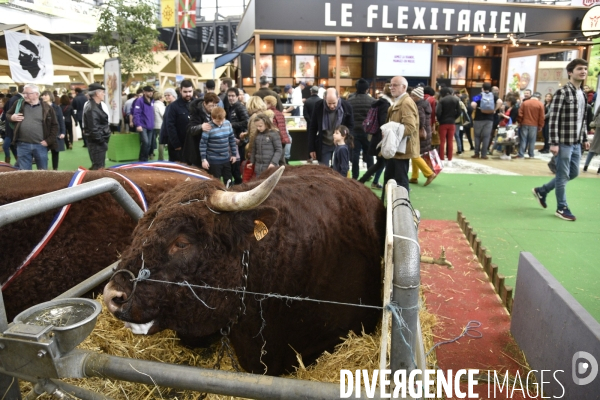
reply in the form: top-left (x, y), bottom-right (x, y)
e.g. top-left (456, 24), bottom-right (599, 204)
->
top-left (347, 78), bottom-right (375, 179)
top-left (358, 83), bottom-right (393, 188)
top-left (470, 82), bottom-right (502, 159)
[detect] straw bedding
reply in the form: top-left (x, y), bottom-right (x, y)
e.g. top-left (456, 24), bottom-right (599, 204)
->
top-left (19, 294), bottom-right (438, 399)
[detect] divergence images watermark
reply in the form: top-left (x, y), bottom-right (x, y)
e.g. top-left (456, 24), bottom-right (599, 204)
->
top-left (339, 352), bottom-right (597, 399)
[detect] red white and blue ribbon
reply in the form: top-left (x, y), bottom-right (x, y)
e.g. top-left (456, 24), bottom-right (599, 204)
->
top-left (2, 168), bottom-right (88, 290)
top-left (106, 170), bottom-right (148, 212)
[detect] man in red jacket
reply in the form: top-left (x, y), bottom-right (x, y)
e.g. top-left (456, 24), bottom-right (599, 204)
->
top-left (516, 92), bottom-right (545, 159)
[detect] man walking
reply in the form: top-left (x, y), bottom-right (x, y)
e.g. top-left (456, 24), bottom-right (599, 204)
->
top-left (308, 88), bottom-right (354, 166)
top-left (132, 86), bottom-right (155, 161)
top-left (517, 91), bottom-right (545, 159)
top-left (7, 83), bottom-right (58, 170)
top-left (382, 76), bottom-right (419, 192)
top-left (533, 58), bottom-right (590, 221)
top-left (303, 85), bottom-right (321, 128)
top-left (471, 82), bottom-right (502, 159)
top-left (347, 78), bottom-right (375, 179)
top-left (164, 80), bottom-right (194, 162)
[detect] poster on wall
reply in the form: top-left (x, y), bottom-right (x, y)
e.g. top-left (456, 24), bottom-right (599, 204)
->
top-left (4, 30), bottom-right (54, 85)
top-left (253, 55), bottom-right (273, 82)
top-left (506, 55), bottom-right (537, 95)
top-left (104, 58), bottom-right (121, 125)
top-left (450, 57), bottom-right (467, 85)
top-left (536, 82), bottom-right (560, 97)
top-left (295, 55), bottom-right (316, 79)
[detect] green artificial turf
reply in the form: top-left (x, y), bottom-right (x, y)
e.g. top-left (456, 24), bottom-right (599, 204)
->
top-left (406, 173), bottom-right (600, 323)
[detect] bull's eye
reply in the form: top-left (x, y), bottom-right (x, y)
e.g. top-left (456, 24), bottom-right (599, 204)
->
top-left (176, 241), bottom-right (189, 249)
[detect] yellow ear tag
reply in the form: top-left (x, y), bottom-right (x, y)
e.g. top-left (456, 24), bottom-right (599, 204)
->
top-left (254, 220), bottom-right (268, 241)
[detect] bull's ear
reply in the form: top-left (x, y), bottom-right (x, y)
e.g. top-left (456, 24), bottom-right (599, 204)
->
top-left (244, 206), bottom-right (279, 241)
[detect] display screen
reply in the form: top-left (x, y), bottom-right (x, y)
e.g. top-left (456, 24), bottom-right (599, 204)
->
top-left (376, 42), bottom-right (432, 77)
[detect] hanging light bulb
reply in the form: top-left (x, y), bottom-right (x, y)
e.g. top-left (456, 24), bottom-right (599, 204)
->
top-left (432, 39), bottom-right (436, 43)
top-left (394, 36), bottom-right (398, 41)
top-left (366, 36), bottom-right (370, 42)
top-left (346, 38), bottom-right (350, 42)
top-left (444, 38), bottom-right (448, 42)
top-left (376, 37), bottom-right (379, 41)
top-left (405, 38), bottom-right (408, 42)
top-left (386, 36), bottom-right (390, 41)
top-left (526, 43), bottom-right (530, 46)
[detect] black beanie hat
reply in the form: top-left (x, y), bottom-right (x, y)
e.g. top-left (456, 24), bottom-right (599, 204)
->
top-left (356, 78), bottom-right (369, 93)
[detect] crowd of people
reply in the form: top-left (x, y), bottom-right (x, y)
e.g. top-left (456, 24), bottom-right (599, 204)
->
top-left (1, 58), bottom-right (598, 221)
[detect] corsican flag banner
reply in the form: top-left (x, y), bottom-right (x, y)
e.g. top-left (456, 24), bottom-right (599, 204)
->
top-left (4, 30), bottom-right (54, 85)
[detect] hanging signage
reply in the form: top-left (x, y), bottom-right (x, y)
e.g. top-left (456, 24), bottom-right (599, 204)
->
top-left (104, 58), bottom-right (121, 125)
top-left (178, 0), bottom-right (197, 29)
top-left (581, 5), bottom-right (600, 36)
top-left (4, 30), bottom-right (54, 85)
top-left (242, 0), bottom-right (587, 42)
top-left (161, 0), bottom-right (175, 28)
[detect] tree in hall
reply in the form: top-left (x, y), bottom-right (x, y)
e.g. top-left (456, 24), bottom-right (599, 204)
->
top-left (88, 0), bottom-right (163, 77)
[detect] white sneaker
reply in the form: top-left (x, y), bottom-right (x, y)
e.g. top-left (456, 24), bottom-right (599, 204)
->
top-left (500, 154), bottom-right (511, 160)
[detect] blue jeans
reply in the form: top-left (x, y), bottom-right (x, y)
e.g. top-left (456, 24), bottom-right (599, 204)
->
top-left (454, 124), bottom-right (463, 153)
top-left (519, 125), bottom-right (537, 158)
top-left (17, 142), bottom-right (48, 170)
top-left (138, 128), bottom-right (153, 161)
top-left (540, 144), bottom-right (580, 209)
top-left (284, 132), bottom-right (292, 160)
top-left (585, 151), bottom-right (596, 167)
top-left (2, 135), bottom-right (18, 160)
top-left (319, 144), bottom-right (336, 167)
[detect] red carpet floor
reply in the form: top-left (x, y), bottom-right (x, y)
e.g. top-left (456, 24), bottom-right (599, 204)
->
top-left (420, 220), bottom-right (530, 400)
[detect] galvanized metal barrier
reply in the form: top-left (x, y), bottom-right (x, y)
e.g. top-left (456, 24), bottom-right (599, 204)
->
top-left (379, 180), bottom-right (427, 395)
top-left (0, 177), bottom-right (424, 399)
top-left (0, 177), bottom-right (144, 400)
top-left (0, 177), bottom-right (144, 228)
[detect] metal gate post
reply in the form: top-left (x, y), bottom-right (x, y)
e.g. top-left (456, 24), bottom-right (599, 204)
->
top-left (389, 184), bottom-right (421, 375)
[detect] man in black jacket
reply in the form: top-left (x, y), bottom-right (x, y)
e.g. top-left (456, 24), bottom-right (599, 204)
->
top-left (226, 87), bottom-right (249, 184)
top-left (435, 86), bottom-right (460, 166)
top-left (308, 88), bottom-right (354, 165)
top-left (164, 79), bottom-right (194, 162)
top-left (1, 85), bottom-right (23, 163)
top-left (347, 78), bottom-right (375, 179)
top-left (71, 87), bottom-right (88, 147)
top-left (303, 86), bottom-right (320, 129)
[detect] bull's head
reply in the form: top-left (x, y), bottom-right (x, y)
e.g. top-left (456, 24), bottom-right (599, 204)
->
top-left (103, 167), bottom-right (284, 338)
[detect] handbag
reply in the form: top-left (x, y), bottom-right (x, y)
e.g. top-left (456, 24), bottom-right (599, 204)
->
top-left (419, 127), bottom-right (427, 140)
top-left (242, 160), bottom-right (256, 182)
top-left (423, 149), bottom-right (443, 174)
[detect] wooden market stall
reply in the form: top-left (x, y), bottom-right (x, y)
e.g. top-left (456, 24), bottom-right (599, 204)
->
top-left (83, 50), bottom-right (201, 92)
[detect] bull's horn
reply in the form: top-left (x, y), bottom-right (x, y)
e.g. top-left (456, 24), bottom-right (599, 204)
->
top-left (210, 166), bottom-right (284, 211)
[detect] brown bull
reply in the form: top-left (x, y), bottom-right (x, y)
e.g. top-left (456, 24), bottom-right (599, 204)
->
top-left (0, 167), bottom-right (210, 320)
top-left (103, 165), bottom-right (385, 375)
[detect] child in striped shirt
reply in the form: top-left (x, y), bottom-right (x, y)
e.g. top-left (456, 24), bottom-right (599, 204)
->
top-left (200, 107), bottom-right (237, 184)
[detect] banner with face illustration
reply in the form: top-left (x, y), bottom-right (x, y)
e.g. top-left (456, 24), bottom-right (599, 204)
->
top-left (104, 58), bottom-right (121, 125)
top-left (4, 30), bottom-right (54, 85)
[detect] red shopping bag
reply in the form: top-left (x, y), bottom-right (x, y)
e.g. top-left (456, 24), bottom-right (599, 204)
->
top-left (423, 149), bottom-right (443, 174)
top-left (242, 160), bottom-right (256, 183)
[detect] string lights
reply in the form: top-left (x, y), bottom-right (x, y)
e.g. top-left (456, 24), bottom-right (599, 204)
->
top-left (339, 35), bottom-right (595, 46)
